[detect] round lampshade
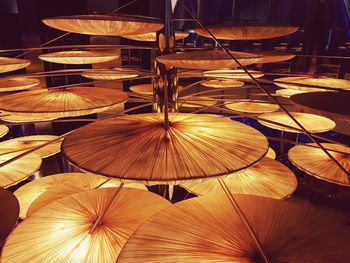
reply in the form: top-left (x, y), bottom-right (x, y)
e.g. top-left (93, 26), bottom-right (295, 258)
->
top-left (0, 87), bottom-right (128, 118)
top-left (0, 57), bottom-right (31, 73)
top-left (0, 188), bottom-right (19, 246)
top-left (0, 125), bottom-right (9, 138)
top-left (0, 152), bottom-right (42, 188)
top-left (195, 24), bottom-right (298, 40)
top-left (129, 84), bottom-right (154, 95)
top-left (201, 79), bottom-right (244, 88)
top-left (274, 77), bottom-right (350, 91)
top-left (204, 69), bottom-right (264, 79)
top-left (0, 77), bottom-right (39, 92)
top-left (14, 172), bottom-right (147, 219)
top-left (156, 50), bottom-right (262, 70)
top-left (0, 135), bottom-right (62, 158)
top-left (182, 157), bottom-right (297, 199)
top-left (0, 114), bottom-right (56, 123)
top-left (1, 188), bottom-right (170, 263)
top-left (259, 112), bottom-right (336, 133)
top-left (288, 143), bottom-right (350, 186)
top-left (117, 194), bottom-right (350, 262)
top-left (39, 50), bottom-right (120, 64)
top-left (226, 99), bottom-right (279, 114)
top-left (291, 91), bottom-right (350, 123)
top-left (251, 50), bottom-right (295, 63)
top-left (179, 97), bottom-right (217, 108)
top-left (122, 31), bottom-right (188, 41)
top-left (62, 113), bottom-right (268, 185)
top-left (275, 88), bottom-right (308, 98)
top-left (43, 14), bottom-right (164, 36)
top-left (81, 70), bottom-right (139, 80)
top-left (266, 147), bottom-right (276, 159)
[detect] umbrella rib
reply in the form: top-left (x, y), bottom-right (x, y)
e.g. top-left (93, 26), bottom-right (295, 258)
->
top-left (218, 179), bottom-right (269, 263)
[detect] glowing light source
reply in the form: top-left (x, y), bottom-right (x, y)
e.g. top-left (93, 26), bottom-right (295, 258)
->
top-left (0, 57), bottom-right (31, 73)
top-left (226, 99), bottom-right (279, 114)
top-left (0, 77), bottom-right (39, 92)
top-left (274, 77), bottom-right (350, 91)
top-left (39, 51), bottom-right (120, 64)
top-left (204, 69), bottom-right (264, 79)
top-left (201, 79), bottom-right (244, 88)
top-left (122, 31), bottom-right (188, 42)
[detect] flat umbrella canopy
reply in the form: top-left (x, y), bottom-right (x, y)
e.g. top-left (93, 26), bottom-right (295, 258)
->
top-left (250, 50), bottom-right (295, 63)
top-left (62, 113), bottom-right (268, 185)
top-left (182, 157), bottom-right (297, 199)
top-left (0, 77), bottom-right (40, 92)
top-left (0, 188), bottom-right (19, 246)
top-left (117, 194), bottom-right (350, 263)
top-left (39, 50), bottom-right (120, 64)
top-left (274, 76), bottom-right (350, 91)
top-left (226, 99), bottom-right (280, 114)
top-left (201, 79), bottom-right (244, 88)
top-left (288, 143), bottom-right (350, 186)
top-left (156, 51), bottom-right (262, 70)
top-left (81, 70), bottom-right (139, 80)
top-left (1, 188), bottom-right (171, 263)
top-left (0, 135), bottom-right (63, 158)
top-left (43, 14), bottom-right (164, 36)
top-left (0, 87), bottom-right (128, 118)
top-left (130, 84), bottom-right (183, 95)
top-left (0, 114), bottom-right (56, 123)
top-left (259, 112), bottom-right (336, 133)
top-left (195, 24), bottom-right (298, 40)
top-left (0, 57), bottom-right (31, 73)
top-left (14, 172), bottom-right (147, 219)
top-left (266, 147), bottom-right (276, 159)
top-left (204, 69), bottom-right (264, 80)
top-left (0, 152), bottom-right (42, 188)
top-left (0, 125), bottom-right (9, 138)
top-left (179, 97), bottom-right (217, 108)
top-left (122, 31), bottom-right (188, 41)
top-left (275, 88), bottom-right (308, 98)
top-left (290, 91), bottom-right (350, 123)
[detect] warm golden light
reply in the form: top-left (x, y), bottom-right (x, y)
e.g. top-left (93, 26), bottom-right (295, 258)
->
top-left (39, 51), bottom-right (120, 64)
top-left (0, 125), bottom-right (9, 138)
top-left (201, 79), bottom-right (244, 88)
top-left (122, 31), bottom-right (188, 41)
top-left (0, 114), bottom-right (56, 123)
top-left (226, 99), bottom-right (280, 114)
top-left (0, 77), bottom-right (39, 92)
top-left (0, 57), bottom-right (31, 73)
top-left (81, 70), bottom-right (139, 80)
top-left (251, 50), bottom-right (295, 63)
top-left (204, 69), bottom-right (264, 79)
top-left (180, 97), bottom-right (217, 108)
top-left (275, 88), bottom-right (308, 98)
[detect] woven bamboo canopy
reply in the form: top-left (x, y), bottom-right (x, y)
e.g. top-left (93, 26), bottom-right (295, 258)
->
top-left (204, 69), bottom-right (264, 79)
top-left (1, 188), bottom-right (170, 263)
top-left (195, 24), bottom-right (299, 40)
top-left (0, 77), bottom-right (39, 92)
top-left (62, 113), bottom-right (268, 185)
top-left (0, 125), bottom-right (9, 138)
top-left (0, 114), bottom-right (56, 123)
top-left (13, 172), bottom-right (147, 219)
top-left (0, 87), bottom-right (128, 118)
top-left (129, 84), bottom-right (154, 95)
top-left (0, 188), bottom-right (19, 246)
top-left (0, 135), bottom-right (62, 159)
top-left (182, 157), bottom-right (297, 199)
top-left (274, 76), bottom-right (350, 91)
top-left (0, 57), bottom-right (31, 73)
top-left (180, 97), bottom-right (217, 108)
top-left (201, 79), bottom-right (244, 88)
top-left (275, 88), bottom-right (308, 98)
top-left (0, 152), bottom-right (42, 188)
top-left (43, 14), bottom-right (164, 36)
top-left (225, 99), bottom-right (280, 114)
top-left (289, 143), bottom-right (350, 186)
top-left (117, 194), bottom-right (350, 262)
top-left (39, 50), bottom-right (120, 64)
top-left (259, 112), bottom-right (336, 133)
top-left (291, 91), bottom-right (350, 123)
top-left (251, 50), bottom-right (295, 63)
top-left (81, 70), bottom-right (139, 80)
top-left (122, 31), bottom-right (188, 41)
top-left (156, 50), bottom-right (262, 70)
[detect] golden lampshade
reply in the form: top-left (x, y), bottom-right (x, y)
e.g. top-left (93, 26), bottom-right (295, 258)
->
top-left (122, 31), bottom-right (188, 41)
top-left (201, 79), bottom-right (244, 88)
top-left (0, 125), bottom-right (9, 138)
top-left (288, 143), bottom-right (350, 186)
top-left (0, 87), bottom-right (128, 118)
top-left (204, 69), bottom-right (264, 79)
top-left (275, 88), bottom-right (308, 98)
top-left (0, 152), bottom-right (42, 188)
top-left (81, 70), bottom-right (139, 80)
top-left (290, 91), bottom-right (350, 123)
top-left (259, 112), bottom-right (336, 133)
top-left (39, 50), bottom-right (120, 64)
top-left (0, 57), bottom-right (31, 73)
top-left (195, 24), bottom-right (298, 40)
top-left (251, 50), bottom-right (295, 63)
top-left (43, 14), bottom-right (164, 36)
top-left (1, 188), bottom-right (170, 263)
top-left (274, 76), bottom-right (350, 91)
top-left (179, 97), bottom-right (217, 108)
top-left (0, 188), bottom-right (19, 246)
top-left (130, 83), bottom-right (183, 95)
top-left (62, 113), bottom-right (268, 185)
top-left (266, 147), bottom-right (276, 159)
top-left (0, 135), bottom-right (63, 159)
top-left (117, 194), bottom-right (350, 263)
top-left (0, 114), bottom-right (56, 123)
top-left (226, 99), bottom-right (280, 114)
top-left (0, 77), bottom-right (39, 92)
top-left (156, 50), bottom-right (262, 70)
top-left (182, 157), bottom-right (297, 199)
top-left (14, 172), bottom-right (147, 219)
